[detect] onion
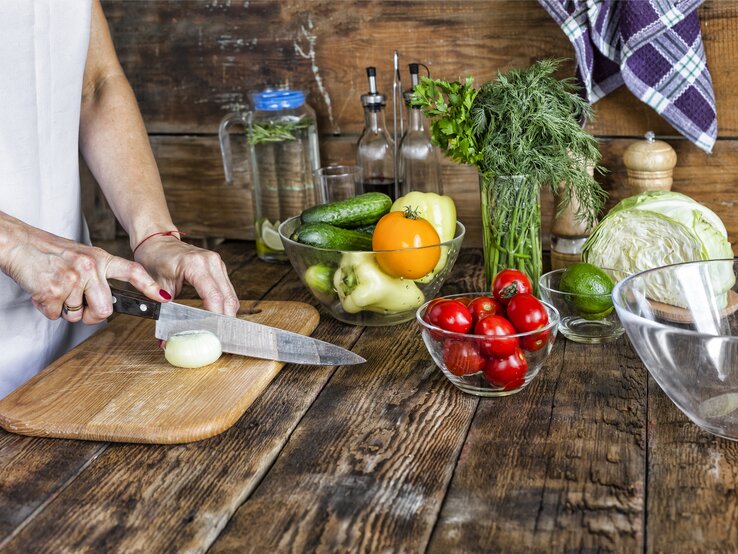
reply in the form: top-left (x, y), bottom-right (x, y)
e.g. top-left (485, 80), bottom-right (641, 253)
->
top-left (164, 330), bottom-right (223, 368)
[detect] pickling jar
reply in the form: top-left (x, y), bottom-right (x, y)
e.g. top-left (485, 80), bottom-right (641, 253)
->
top-left (219, 89), bottom-right (321, 262)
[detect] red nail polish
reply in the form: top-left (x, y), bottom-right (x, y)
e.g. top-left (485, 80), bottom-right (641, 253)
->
top-left (159, 289), bottom-right (172, 300)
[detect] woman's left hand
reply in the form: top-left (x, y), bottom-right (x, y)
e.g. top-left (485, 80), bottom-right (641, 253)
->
top-left (133, 235), bottom-right (239, 316)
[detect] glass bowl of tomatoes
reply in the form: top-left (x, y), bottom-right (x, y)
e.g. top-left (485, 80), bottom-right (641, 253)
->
top-left (417, 291), bottom-right (560, 397)
top-left (278, 216), bottom-right (466, 326)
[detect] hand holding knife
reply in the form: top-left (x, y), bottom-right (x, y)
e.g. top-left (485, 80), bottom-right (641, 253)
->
top-left (110, 287), bottom-right (366, 366)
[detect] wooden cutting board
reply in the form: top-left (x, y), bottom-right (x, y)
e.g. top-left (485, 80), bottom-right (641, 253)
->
top-left (0, 300), bottom-right (319, 444)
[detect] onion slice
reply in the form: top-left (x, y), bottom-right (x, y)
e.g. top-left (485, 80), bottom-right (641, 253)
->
top-left (164, 330), bottom-right (223, 368)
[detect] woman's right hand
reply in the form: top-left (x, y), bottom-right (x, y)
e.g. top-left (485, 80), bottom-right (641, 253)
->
top-left (0, 213), bottom-right (168, 324)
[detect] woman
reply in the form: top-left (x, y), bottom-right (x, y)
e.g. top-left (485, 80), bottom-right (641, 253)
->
top-left (0, 0), bottom-right (239, 398)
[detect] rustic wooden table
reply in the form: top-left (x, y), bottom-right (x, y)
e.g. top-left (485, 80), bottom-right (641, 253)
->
top-left (2, 242), bottom-right (738, 553)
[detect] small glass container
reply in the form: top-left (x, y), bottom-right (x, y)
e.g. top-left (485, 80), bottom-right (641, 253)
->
top-left (219, 89), bottom-right (321, 262)
top-left (357, 67), bottom-right (396, 200)
top-left (399, 63), bottom-right (442, 195)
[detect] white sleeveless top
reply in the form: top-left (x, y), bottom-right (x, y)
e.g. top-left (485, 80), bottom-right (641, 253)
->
top-left (0, 0), bottom-right (99, 399)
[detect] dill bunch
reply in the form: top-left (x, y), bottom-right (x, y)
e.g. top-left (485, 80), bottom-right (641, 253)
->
top-left (414, 59), bottom-right (607, 226)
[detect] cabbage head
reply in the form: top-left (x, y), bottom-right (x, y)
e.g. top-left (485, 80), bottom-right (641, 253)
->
top-left (582, 191), bottom-right (734, 307)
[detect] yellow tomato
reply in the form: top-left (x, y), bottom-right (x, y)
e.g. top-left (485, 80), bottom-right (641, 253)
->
top-left (372, 210), bottom-right (441, 279)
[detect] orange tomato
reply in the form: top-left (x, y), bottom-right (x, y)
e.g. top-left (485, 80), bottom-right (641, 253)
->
top-left (372, 210), bottom-right (441, 279)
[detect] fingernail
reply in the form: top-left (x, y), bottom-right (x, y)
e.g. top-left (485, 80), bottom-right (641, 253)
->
top-left (159, 289), bottom-right (172, 300)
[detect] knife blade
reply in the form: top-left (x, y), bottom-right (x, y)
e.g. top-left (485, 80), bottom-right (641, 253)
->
top-left (110, 287), bottom-right (365, 366)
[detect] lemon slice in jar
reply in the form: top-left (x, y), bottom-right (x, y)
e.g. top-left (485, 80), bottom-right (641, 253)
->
top-left (261, 221), bottom-right (284, 251)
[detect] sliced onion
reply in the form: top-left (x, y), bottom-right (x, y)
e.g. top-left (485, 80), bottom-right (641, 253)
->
top-left (164, 330), bottom-right (223, 368)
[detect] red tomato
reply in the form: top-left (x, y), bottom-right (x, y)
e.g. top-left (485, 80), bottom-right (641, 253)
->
top-left (442, 340), bottom-right (485, 376)
top-left (521, 328), bottom-right (551, 352)
top-left (483, 349), bottom-right (528, 390)
top-left (474, 315), bottom-right (519, 358)
top-left (506, 294), bottom-right (549, 333)
top-left (467, 296), bottom-right (504, 326)
top-left (423, 298), bottom-right (446, 322)
top-left (492, 269), bottom-right (533, 305)
top-left (455, 296), bottom-right (473, 307)
top-left (425, 300), bottom-right (473, 334)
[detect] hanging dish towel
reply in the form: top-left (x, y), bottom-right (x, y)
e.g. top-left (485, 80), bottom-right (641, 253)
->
top-left (538, 0), bottom-right (717, 153)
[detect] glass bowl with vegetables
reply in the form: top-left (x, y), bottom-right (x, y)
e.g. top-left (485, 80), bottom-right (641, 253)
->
top-left (539, 264), bottom-right (629, 344)
top-left (613, 259), bottom-right (738, 440)
top-left (416, 292), bottom-right (559, 397)
top-left (279, 191), bottom-right (465, 326)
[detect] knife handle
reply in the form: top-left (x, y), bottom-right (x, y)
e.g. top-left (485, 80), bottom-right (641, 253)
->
top-left (111, 287), bottom-right (161, 320)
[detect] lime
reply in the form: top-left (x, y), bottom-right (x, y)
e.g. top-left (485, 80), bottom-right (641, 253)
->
top-left (560, 262), bottom-right (614, 318)
top-left (261, 220), bottom-right (284, 251)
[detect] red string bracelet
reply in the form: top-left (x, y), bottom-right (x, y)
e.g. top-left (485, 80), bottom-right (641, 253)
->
top-left (132, 230), bottom-right (186, 257)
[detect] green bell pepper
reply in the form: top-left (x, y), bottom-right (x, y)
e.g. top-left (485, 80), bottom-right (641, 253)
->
top-left (333, 252), bottom-right (425, 314)
top-left (304, 263), bottom-right (336, 304)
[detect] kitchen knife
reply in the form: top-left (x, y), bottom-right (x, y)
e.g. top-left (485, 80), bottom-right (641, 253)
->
top-left (110, 287), bottom-right (365, 366)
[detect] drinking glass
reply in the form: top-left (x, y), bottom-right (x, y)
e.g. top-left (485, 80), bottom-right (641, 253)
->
top-left (314, 165), bottom-right (362, 203)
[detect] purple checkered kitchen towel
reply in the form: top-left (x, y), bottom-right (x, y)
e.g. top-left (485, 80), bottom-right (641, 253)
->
top-left (538, 0), bottom-right (717, 153)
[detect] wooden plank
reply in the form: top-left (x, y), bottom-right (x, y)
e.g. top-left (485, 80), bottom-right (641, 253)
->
top-left (134, 134), bottom-right (738, 252)
top-left (207, 249), bottom-right (486, 553)
top-left (427, 338), bottom-right (647, 552)
top-left (646, 379), bottom-right (738, 551)
top-left (0, 242), bottom-right (368, 553)
top-left (0, 435), bottom-right (106, 546)
top-left (101, 0), bottom-right (738, 137)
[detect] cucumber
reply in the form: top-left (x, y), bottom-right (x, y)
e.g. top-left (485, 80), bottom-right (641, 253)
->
top-left (291, 223), bottom-right (373, 251)
top-left (300, 192), bottom-right (392, 228)
top-left (353, 223), bottom-right (376, 235)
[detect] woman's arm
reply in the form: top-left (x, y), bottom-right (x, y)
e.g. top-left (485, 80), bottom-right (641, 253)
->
top-left (79, 0), bottom-right (238, 316)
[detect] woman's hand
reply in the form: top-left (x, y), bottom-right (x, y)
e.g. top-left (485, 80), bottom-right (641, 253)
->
top-left (133, 235), bottom-right (239, 317)
top-left (0, 215), bottom-right (167, 324)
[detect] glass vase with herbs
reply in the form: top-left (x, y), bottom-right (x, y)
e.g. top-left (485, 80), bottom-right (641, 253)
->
top-left (219, 89), bottom-right (321, 262)
top-left (413, 59), bottom-right (606, 290)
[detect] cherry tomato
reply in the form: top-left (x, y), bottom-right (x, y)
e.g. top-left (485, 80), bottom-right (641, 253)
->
top-left (442, 340), bottom-right (485, 376)
top-left (372, 210), bottom-right (441, 279)
top-left (467, 296), bottom-right (504, 326)
top-left (425, 300), bottom-right (473, 334)
top-left (521, 328), bottom-right (551, 352)
top-left (506, 294), bottom-right (549, 333)
top-left (474, 315), bottom-right (519, 358)
top-left (454, 296), bottom-right (473, 307)
top-left (483, 348), bottom-right (528, 390)
top-left (422, 298), bottom-right (448, 340)
top-left (492, 269), bottom-right (533, 305)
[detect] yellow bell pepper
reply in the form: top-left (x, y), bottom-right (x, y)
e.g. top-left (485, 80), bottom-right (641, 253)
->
top-left (333, 252), bottom-right (424, 314)
top-left (391, 192), bottom-right (457, 283)
top-left (390, 191), bottom-right (457, 242)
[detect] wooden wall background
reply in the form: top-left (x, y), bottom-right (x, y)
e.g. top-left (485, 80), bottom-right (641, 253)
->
top-left (85, 0), bottom-right (738, 253)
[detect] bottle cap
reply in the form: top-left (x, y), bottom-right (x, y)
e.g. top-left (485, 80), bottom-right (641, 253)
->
top-left (252, 90), bottom-right (305, 111)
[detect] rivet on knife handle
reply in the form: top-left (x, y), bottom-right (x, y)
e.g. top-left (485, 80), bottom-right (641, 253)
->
top-left (110, 287), bottom-right (161, 320)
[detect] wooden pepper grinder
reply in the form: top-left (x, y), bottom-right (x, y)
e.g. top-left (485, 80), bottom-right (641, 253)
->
top-left (623, 131), bottom-right (677, 193)
top-left (550, 164), bottom-right (596, 270)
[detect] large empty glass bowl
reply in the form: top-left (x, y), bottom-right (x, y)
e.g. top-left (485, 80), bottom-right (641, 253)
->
top-left (613, 259), bottom-right (738, 440)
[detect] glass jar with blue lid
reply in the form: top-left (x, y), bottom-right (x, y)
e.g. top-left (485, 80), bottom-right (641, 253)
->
top-left (220, 89), bottom-right (321, 262)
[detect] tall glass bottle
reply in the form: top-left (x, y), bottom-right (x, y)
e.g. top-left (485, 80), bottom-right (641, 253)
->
top-left (357, 67), bottom-right (396, 200)
top-left (399, 63), bottom-right (442, 195)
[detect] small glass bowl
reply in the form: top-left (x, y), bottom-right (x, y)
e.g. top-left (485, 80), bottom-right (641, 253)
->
top-left (416, 293), bottom-right (560, 397)
top-left (539, 268), bottom-right (628, 344)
